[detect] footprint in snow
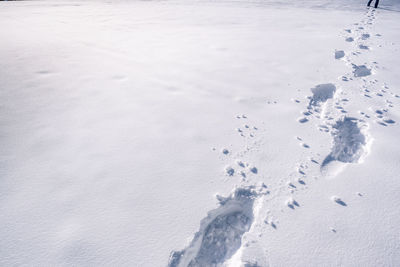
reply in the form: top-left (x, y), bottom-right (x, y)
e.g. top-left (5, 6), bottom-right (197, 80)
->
top-left (168, 188), bottom-right (257, 267)
top-left (249, 166), bottom-right (258, 174)
top-left (321, 117), bottom-right (368, 168)
top-left (222, 148), bottom-right (230, 155)
top-left (265, 216), bottom-right (277, 229)
top-left (286, 197), bottom-right (300, 209)
top-left (331, 196), bottom-right (347, 206)
top-left (352, 65), bottom-right (371, 77)
top-left (297, 117), bottom-right (309, 123)
top-left (361, 33), bottom-right (370, 40)
top-left (359, 44), bottom-right (370, 50)
top-left (308, 83), bottom-right (336, 108)
top-left (225, 166), bottom-right (235, 176)
top-left (335, 50), bottom-right (345, 59)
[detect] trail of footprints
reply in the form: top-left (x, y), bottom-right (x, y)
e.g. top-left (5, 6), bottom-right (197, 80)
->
top-left (223, 115), bottom-right (260, 180)
top-left (291, 9), bottom-right (398, 209)
top-left (169, 114), bottom-right (266, 267)
top-left (297, 8), bottom-right (396, 173)
top-left (168, 8), bottom-right (399, 266)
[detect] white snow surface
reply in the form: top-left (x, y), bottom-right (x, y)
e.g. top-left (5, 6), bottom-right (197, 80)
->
top-left (1, 0), bottom-right (400, 266)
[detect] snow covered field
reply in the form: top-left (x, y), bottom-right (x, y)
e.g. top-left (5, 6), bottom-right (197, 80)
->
top-left (1, 0), bottom-right (400, 266)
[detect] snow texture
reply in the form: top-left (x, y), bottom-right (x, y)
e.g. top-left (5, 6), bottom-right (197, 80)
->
top-left (1, 0), bottom-right (400, 266)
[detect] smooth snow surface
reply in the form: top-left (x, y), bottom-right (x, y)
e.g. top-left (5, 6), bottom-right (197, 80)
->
top-left (1, 0), bottom-right (400, 266)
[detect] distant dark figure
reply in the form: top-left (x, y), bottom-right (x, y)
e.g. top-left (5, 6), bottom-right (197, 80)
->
top-left (367, 0), bottom-right (379, 8)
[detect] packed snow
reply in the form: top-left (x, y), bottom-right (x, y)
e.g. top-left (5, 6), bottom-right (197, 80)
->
top-left (1, 0), bottom-right (400, 266)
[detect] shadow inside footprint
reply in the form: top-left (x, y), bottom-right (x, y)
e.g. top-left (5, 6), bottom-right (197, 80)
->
top-left (335, 199), bottom-right (347, 206)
